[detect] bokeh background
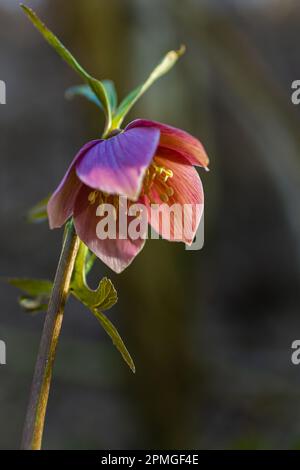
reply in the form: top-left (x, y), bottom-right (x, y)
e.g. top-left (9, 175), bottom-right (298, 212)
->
top-left (1, 0), bottom-right (300, 450)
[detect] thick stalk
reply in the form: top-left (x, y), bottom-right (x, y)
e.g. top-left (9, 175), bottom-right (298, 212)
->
top-left (21, 221), bottom-right (80, 450)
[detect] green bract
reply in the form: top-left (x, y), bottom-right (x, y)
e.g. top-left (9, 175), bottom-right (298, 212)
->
top-left (66, 80), bottom-right (118, 113)
top-left (68, 46), bottom-right (185, 132)
top-left (20, 4), bottom-right (112, 135)
top-left (27, 195), bottom-right (50, 223)
top-left (70, 242), bottom-right (135, 373)
top-left (21, 4), bottom-right (184, 136)
top-left (112, 45), bottom-right (185, 129)
top-left (6, 278), bottom-right (53, 313)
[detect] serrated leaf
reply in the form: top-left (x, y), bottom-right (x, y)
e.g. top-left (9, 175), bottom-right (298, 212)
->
top-left (112, 45), bottom-right (185, 128)
top-left (71, 244), bottom-right (117, 311)
top-left (20, 4), bottom-right (112, 132)
top-left (93, 277), bottom-right (118, 311)
top-left (6, 278), bottom-right (53, 297)
top-left (92, 308), bottom-right (135, 373)
top-left (27, 195), bottom-right (49, 223)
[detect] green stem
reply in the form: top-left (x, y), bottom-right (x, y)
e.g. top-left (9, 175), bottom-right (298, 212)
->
top-left (21, 221), bottom-right (80, 450)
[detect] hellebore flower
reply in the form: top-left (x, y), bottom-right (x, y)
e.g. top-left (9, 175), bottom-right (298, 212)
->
top-left (47, 119), bottom-right (209, 273)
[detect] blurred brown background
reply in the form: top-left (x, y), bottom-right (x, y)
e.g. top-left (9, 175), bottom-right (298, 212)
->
top-left (1, 0), bottom-right (300, 450)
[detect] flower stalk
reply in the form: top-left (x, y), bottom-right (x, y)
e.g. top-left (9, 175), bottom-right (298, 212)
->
top-left (21, 221), bottom-right (80, 450)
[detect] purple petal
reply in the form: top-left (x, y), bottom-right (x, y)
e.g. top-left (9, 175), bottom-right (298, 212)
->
top-left (76, 127), bottom-right (160, 201)
top-left (47, 140), bottom-right (100, 228)
top-left (126, 119), bottom-right (209, 168)
top-left (73, 185), bottom-right (146, 273)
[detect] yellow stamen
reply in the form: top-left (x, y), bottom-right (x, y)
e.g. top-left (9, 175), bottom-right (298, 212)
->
top-left (88, 191), bottom-right (98, 204)
top-left (142, 161), bottom-right (174, 203)
top-left (160, 193), bottom-right (169, 203)
top-left (166, 186), bottom-right (174, 197)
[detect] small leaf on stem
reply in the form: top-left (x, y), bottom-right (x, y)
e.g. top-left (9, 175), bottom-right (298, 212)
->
top-left (19, 295), bottom-right (49, 313)
top-left (27, 195), bottom-right (50, 223)
top-left (6, 278), bottom-right (53, 296)
top-left (92, 308), bottom-right (135, 373)
top-left (65, 85), bottom-right (103, 109)
top-left (20, 4), bottom-right (112, 132)
top-left (112, 45), bottom-right (186, 128)
top-left (5, 277), bottom-right (53, 314)
top-left (70, 242), bottom-right (135, 372)
top-left (65, 80), bottom-right (117, 113)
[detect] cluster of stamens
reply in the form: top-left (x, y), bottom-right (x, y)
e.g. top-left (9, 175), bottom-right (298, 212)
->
top-left (142, 161), bottom-right (174, 203)
top-left (88, 191), bottom-right (120, 217)
top-left (87, 161), bottom-right (175, 208)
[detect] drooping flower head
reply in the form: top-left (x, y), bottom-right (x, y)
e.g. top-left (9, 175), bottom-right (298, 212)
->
top-left (20, 5), bottom-right (210, 273)
top-left (48, 119), bottom-right (209, 272)
top-left (16, 5), bottom-right (211, 429)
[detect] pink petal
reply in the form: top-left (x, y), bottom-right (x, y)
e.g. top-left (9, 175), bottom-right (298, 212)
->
top-left (140, 154), bottom-right (204, 244)
top-left (47, 140), bottom-right (99, 229)
top-left (73, 185), bottom-right (146, 273)
top-left (76, 127), bottom-right (160, 201)
top-left (126, 119), bottom-right (209, 168)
